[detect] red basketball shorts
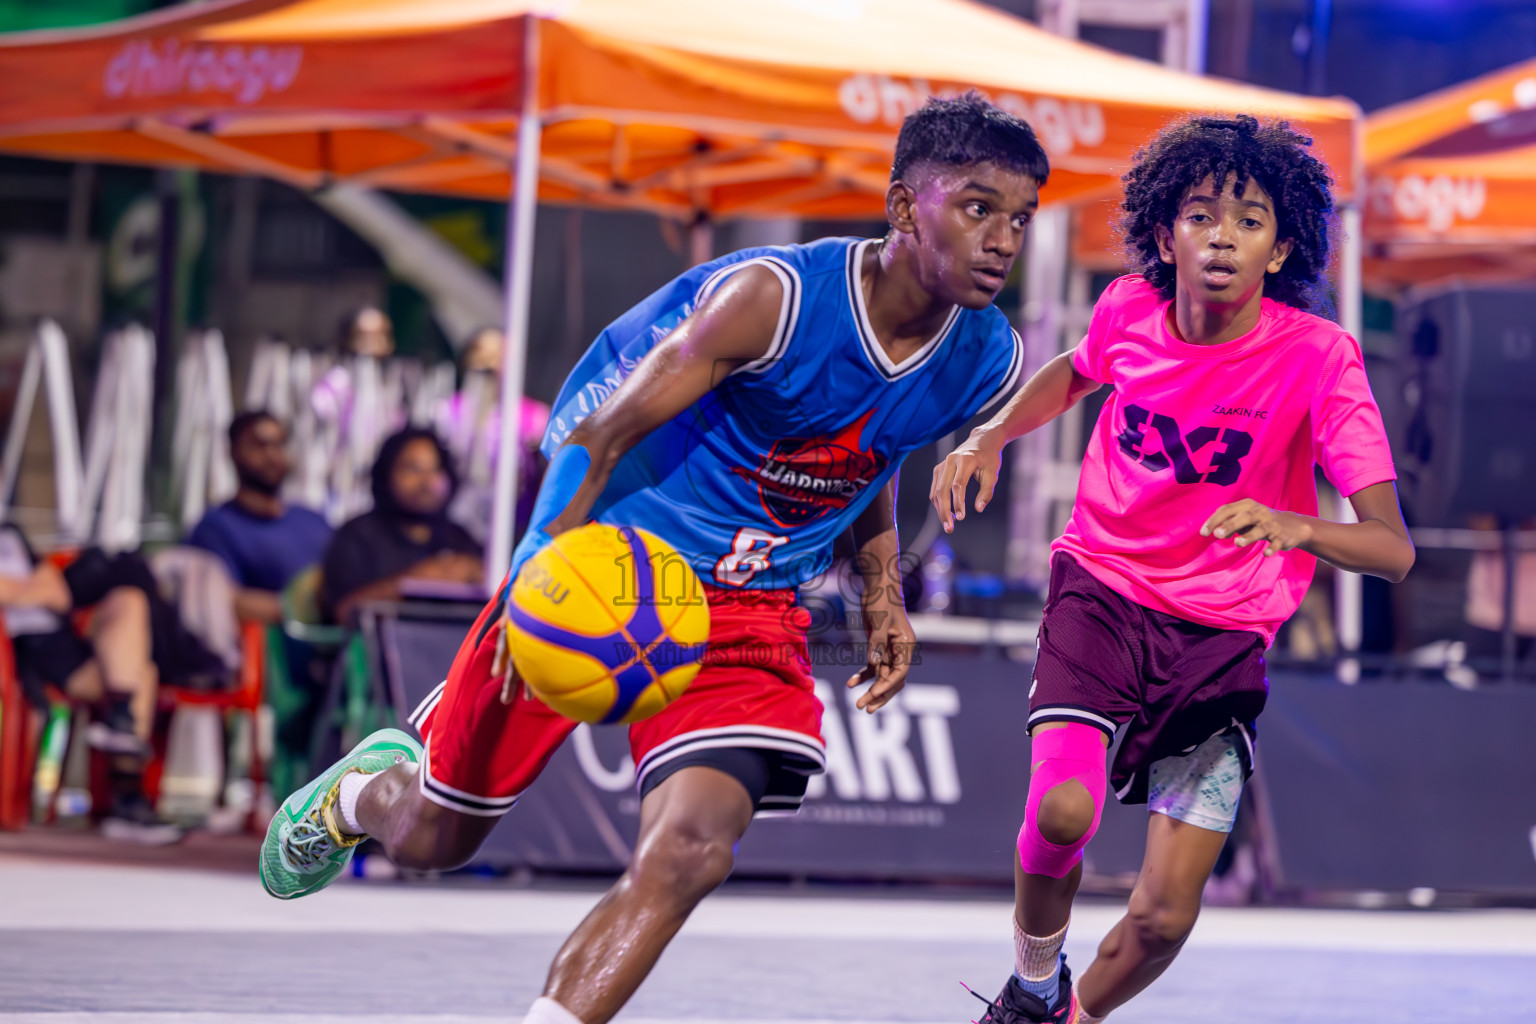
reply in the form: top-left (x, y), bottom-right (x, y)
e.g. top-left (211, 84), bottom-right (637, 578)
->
top-left (408, 584), bottom-right (826, 817)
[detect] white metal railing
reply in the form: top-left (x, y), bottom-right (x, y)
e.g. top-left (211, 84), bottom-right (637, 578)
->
top-left (170, 328), bottom-right (237, 528)
top-left (0, 320), bottom-right (157, 551)
top-left (79, 325), bottom-right (156, 552)
top-left (0, 319), bottom-right (84, 541)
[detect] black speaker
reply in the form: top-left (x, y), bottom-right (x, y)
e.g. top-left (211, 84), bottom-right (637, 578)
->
top-left (1396, 287), bottom-right (1536, 527)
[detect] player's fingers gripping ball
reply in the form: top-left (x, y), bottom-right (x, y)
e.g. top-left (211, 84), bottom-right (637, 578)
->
top-left (506, 524), bottom-right (710, 724)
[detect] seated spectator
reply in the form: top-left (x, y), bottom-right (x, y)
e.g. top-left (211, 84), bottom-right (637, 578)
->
top-left (187, 411), bottom-right (332, 623)
top-left (0, 527), bottom-right (181, 845)
top-left (320, 427), bottom-right (483, 623)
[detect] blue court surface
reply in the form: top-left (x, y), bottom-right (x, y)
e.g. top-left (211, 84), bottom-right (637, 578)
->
top-left (1, 858), bottom-right (1532, 1023)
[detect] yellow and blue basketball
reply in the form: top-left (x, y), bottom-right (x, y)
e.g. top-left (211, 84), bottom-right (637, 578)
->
top-left (506, 523), bottom-right (710, 724)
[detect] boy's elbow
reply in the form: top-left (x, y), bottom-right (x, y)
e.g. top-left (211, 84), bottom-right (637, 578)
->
top-left (1386, 542), bottom-right (1416, 584)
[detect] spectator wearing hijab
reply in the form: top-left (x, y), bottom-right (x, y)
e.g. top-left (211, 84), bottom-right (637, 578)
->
top-left (319, 427), bottom-right (483, 623)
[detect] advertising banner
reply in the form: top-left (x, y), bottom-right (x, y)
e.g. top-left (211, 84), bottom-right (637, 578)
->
top-left (380, 613), bottom-right (1536, 892)
top-left (383, 616), bottom-right (1148, 883)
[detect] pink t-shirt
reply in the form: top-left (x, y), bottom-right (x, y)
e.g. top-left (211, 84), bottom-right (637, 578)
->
top-left (1054, 275), bottom-right (1397, 644)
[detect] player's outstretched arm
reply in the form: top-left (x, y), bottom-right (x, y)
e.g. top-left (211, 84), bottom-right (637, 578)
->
top-left (847, 478), bottom-right (915, 714)
top-left (930, 349), bottom-right (1099, 532)
top-left (506, 265), bottom-right (784, 577)
top-left (1200, 481), bottom-right (1416, 582)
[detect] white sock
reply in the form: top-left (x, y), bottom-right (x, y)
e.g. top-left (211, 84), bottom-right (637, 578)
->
top-left (1012, 915), bottom-right (1068, 1003)
top-left (1014, 914), bottom-right (1068, 980)
top-left (336, 770), bottom-right (378, 835)
top-left (521, 996), bottom-right (584, 1024)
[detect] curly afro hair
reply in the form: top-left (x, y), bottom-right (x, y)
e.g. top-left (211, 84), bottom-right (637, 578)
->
top-left (1119, 114), bottom-right (1336, 312)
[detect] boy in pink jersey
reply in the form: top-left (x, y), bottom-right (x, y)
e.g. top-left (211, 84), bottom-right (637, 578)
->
top-left (933, 115), bottom-right (1415, 1023)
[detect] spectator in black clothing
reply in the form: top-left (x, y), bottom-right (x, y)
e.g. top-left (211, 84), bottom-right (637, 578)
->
top-left (320, 427), bottom-right (483, 623)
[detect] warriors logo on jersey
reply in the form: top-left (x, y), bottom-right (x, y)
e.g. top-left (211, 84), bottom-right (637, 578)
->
top-left (734, 410), bottom-right (889, 527)
top-left (542, 237), bottom-right (1026, 591)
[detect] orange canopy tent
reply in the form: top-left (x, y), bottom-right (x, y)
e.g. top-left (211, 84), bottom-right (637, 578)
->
top-left (1364, 57), bottom-right (1536, 289)
top-left (0, 0), bottom-right (1362, 214)
top-left (0, 0), bottom-right (1364, 574)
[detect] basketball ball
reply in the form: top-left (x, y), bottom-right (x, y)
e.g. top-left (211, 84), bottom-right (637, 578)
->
top-left (506, 523), bottom-right (710, 724)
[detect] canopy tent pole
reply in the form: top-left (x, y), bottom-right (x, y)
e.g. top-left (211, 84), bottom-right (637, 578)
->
top-left (689, 213), bottom-right (714, 266)
top-left (1335, 201), bottom-right (1364, 682)
top-left (487, 16), bottom-right (543, 592)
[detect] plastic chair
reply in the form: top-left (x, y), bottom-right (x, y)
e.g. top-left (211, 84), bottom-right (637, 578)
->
top-left (0, 612), bottom-right (39, 831)
top-left (161, 619), bottom-right (267, 828)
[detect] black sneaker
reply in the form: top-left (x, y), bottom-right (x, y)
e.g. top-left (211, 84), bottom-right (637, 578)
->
top-left (86, 704), bottom-right (149, 757)
top-left (965, 961), bottom-right (1079, 1023)
top-left (101, 795), bottom-right (184, 846)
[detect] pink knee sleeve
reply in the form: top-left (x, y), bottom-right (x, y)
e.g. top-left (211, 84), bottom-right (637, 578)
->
top-left (1018, 723), bottom-right (1107, 879)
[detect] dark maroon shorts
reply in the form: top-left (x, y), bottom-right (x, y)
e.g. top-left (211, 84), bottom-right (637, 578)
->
top-left (1030, 553), bottom-right (1268, 804)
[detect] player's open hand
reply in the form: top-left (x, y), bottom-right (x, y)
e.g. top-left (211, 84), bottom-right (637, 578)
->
top-left (930, 428), bottom-right (1004, 533)
top-left (847, 601), bottom-right (916, 714)
top-left (1201, 499), bottom-right (1313, 557)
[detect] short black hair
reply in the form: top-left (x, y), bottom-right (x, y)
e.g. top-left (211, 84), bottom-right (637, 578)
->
top-left (1120, 114), bottom-right (1336, 312)
top-left (228, 409), bottom-right (281, 449)
top-left (891, 92), bottom-right (1050, 187)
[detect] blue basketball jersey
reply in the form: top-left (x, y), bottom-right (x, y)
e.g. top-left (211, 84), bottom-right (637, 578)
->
top-left (541, 236), bottom-right (1023, 591)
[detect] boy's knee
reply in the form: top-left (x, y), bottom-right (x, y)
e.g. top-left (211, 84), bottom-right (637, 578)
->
top-left (633, 824), bottom-right (737, 903)
top-left (388, 816), bottom-right (485, 872)
top-left (1018, 723), bottom-right (1107, 878)
top-left (1036, 778), bottom-right (1096, 846)
top-left (378, 773), bottom-right (491, 872)
top-left (1127, 889), bottom-right (1200, 951)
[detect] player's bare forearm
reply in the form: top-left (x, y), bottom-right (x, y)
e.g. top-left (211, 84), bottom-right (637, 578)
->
top-left (851, 478), bottom-right (903, 610)
top-left (542, 266), bottom-right (784, 537)
top-left (1201, 482), bottom-right (1415, 583)
top-left (1300, 516), bottom-right (1415, 582)
top-left (847, 478), bottom-right (913, 713)
top-left (931, 352), bottom-right (1098, 530)
top-left (976, 349), bottom-right (1101, 447)
top-left (1305, 481), bottom-right (1415, 581)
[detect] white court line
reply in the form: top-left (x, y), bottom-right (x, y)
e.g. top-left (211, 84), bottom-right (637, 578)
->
top-left (2, 858), bottom-right (1535, 956)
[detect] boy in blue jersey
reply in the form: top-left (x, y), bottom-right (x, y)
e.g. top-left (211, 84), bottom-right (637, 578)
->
top-left (260, 94), bottom-right (1046, 1024)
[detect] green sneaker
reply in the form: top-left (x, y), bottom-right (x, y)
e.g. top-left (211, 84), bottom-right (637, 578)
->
top-left (259, 728), bottom-right (421, 900)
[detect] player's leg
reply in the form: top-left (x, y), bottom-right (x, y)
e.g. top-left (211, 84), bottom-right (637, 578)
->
top-left (1073, 731), bottom-right (1247, 1020)
top-left (973, 555), bottom-right (1134, 1024)
top-left (1016, 722), bottom-right (1112, 935)
top-left (1073, 813), bottom-right (1226, 1018)
top-left (335, 757), bottom-right (501, 870)
top-left (260, 593), bottom-right (574, 899)
top-left (976, 721), bottom-right (1111, 1023)
top-left (517, 587), bottom-right (823, 1024)
top-left (534, 759), bottom-right (761, 1024)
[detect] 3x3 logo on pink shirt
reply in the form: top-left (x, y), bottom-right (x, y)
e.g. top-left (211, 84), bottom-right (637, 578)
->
top-left (1116, 404), bottom-right (1254, 486)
